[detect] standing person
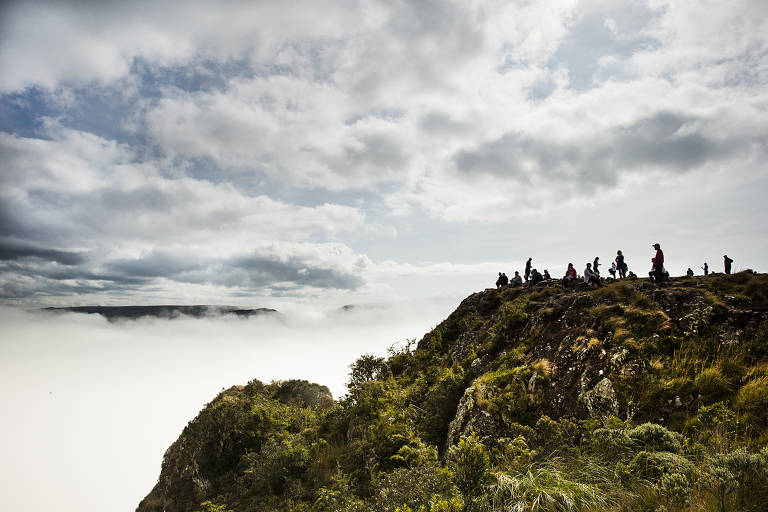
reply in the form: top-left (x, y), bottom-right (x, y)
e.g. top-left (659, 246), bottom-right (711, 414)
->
top-left (702, 262), bottom-right (709, 276)
top-left (524, 258), bottom-right (532, 283)
top-left (652, 243), bottom-right (665, 283)
top-left (724, 255), bottom-right (733, 274)
top-left (616, 250), bottom-right (627, 279)
top-left (584, 262), bottom-right (601, 287)
top-left (593, 257), bottom-right (601, 276)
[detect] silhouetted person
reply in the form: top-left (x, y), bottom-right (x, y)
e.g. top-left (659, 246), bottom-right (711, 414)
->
top-left (543, 270), bottom-right (551, 280)
top-left (563, 263), bottom-right (577, 287)
top-left (651, 243), bottom-right (665, 284)
top-left (702, 262), bottom-right (709, 276)
top-left (724, 255), bottom-right (733, 274)
top-left (608, 262), bottom-right (617, 278)
top-left (530, 269), bottom-right (543, 285)
top-left (510, 271), bottom-right (523, 287)
top-left (616, 250), bottom-right (627, 279)
top-left (495, 272), bottom-right (504, 288)
top-left (686, 268), bottom-right (694, 277)
top-left (593, 257), bottom-right (601, 276)
top-left (524, 258), bottom-right (532, 282)
top-left (628, 270), bottom-right (638, 280)
top-left (584, 262), bottom-right (601, 287)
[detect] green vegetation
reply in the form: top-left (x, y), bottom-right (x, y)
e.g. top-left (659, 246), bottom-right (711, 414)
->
top-left (139, 273), bottom-right (768, 512)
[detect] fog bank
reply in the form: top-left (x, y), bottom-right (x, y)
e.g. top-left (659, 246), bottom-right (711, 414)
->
top-left (0, 298), bottom-right (454, 512)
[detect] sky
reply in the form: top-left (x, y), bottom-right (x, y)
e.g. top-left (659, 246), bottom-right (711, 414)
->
top-left (1, 0), bottom-right (767, 309)
top-left (1, 1), bottom-right (768, 510)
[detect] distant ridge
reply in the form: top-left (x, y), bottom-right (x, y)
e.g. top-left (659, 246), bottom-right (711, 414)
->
top-left (44, 305), bottom-right (279, 321)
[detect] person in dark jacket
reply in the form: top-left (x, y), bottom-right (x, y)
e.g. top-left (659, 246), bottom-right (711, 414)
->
top-left (543, 270), bottom-right (551, 280)
top-left (686, 268), bottom-right (694, 277)
top-left (593, 257), bottom-right (601, 276)
top-left (530, 269), bottom-right (543, 285)
top-left (616, 250), bottom-right (627, 279)
top-left (702, 262), bottom-right (709, 276)
top-left (524, 258), bottom-right (532, 282)
top-left (724, 255), bottom-right (733, 274)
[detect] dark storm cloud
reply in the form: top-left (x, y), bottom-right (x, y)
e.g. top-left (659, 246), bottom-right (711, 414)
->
top-left (453, 111), bottom-right (746, 190)
top-left (233, 255), bottom-right (363, 290)
top-left (0, 240), bottom-right (85, 265)
top-left (105, 251), bottom-right (364, 291)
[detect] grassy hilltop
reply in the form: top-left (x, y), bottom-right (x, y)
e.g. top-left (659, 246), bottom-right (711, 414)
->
top-left (138, 272), bottom-right (768, 512)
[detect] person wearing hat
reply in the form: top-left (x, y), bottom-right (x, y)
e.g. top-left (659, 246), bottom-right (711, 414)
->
top-left (724, 255), bottom-right (733, 274)
top-left (652, 243), bottom-right (665, 283)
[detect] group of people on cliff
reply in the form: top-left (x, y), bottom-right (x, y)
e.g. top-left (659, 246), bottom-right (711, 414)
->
top-left (495, 244), bottom-right (736, 289)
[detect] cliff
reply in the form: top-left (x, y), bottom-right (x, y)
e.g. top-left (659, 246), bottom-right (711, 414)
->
top-left (138, 272), bottom-right (768, 512)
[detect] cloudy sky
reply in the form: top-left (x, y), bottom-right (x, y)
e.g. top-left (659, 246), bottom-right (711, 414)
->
top-left (1, 0), bottom-right (767, 308)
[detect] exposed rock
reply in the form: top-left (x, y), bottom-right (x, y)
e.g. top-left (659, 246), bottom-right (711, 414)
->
top-left (580, 377), bottom-right (619, 421)
top-left (445, 386), bottom-right (503, 452)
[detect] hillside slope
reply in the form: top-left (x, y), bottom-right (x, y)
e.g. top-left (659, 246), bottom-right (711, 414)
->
top-left (138, 272), bottom-right (768, 512)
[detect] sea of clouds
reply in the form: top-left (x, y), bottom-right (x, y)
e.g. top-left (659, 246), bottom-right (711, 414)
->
top-left (0, 299), bottom-right (454, 512)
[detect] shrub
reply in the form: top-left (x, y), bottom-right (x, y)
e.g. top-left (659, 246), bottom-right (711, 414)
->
top-left (628, 423), bottom-right (684, 454)
top-left (488, 298), bottom-right (529, 348)
top-left (371, 463), bottom-right (458, 512)
top-left (700, 448), bottom-right (768, 512)
top-left (659, 472), bottom-right (691, 510)
top-left (312, 470), bottom-right (367, 512)
top-left (628, 451), bottom-right (693, 481)
top-left (348, 354), bottom-right (390, 390)
top-left (417, 367), bottom-right (467, 447)
top-left (589, 428), bottom-right (633, 460)
top-left (447, 433), bottom-right (492, 496)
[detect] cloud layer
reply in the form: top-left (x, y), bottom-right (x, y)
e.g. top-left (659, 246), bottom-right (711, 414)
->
top-left (1, 0), bottom-right (767, 302)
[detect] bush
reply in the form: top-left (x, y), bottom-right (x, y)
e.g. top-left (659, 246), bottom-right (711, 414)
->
top-left (371, 463), bottom-right (458, 512)
top-left (312, 470), bottom-right (367, 512)
top-left (628, 423), bottom-right (685, 454)
top-left (628, 451), bottom-right (693, 481)
top-left (447, 433), bottom-right (492, 496)
top-left (659, 472), bottom-right (691, 510)
top-left (590, 428), bottom-right (633, 460)
top-left (700, 448), bottom-right (768, 512)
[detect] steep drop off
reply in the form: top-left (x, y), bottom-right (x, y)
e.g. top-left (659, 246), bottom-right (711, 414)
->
top-left (139, 272), bottom-right (768, 512)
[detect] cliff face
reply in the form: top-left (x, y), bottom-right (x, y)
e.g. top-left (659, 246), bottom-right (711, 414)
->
top-left (138, 272), bottom-right (768, 512)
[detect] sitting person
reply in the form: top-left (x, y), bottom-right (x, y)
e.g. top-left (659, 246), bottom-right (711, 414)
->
top-left (510, 271), bottom-right (523, 287)
top-left (562, 263), bottom-right (578, 287)
top-left (495, 272), bottom-right (508, 288)
top-left (584, 262), bottom-right (601, 287)
top-left (608, 262), bottom-right (617, 279)
top-left (530, 268), bottom-right (543, 285)
top-left (543, 269), bottom-right (551, 280)
top-left (686, 267), bottom-right (694, 277)
top-left (628, 270), bottom-right (638, 280)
